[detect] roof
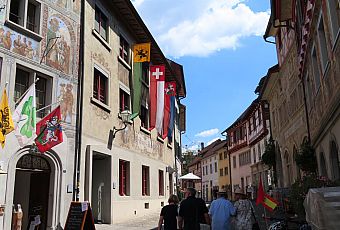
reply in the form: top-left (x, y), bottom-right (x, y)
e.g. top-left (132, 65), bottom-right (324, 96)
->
top-left (202, 140), bottom-right (227, 159)
top-left (255, 64), bottom-right (279, 98)
top-left (187, 156), bottom-right (202, 167)
top-left (111, 0), bottom-right (186, 96)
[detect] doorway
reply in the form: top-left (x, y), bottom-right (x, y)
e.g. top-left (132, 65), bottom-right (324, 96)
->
top-left (13, 154), bottom-right (51, 229)
top-left (91, 152), bottom-right (111, 224)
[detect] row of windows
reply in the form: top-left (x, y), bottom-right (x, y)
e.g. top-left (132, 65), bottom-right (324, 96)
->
top-left (219, 167), bottom-right (229, 177)
top-left (239, 150), bottom-right (251, 167)
top-left (202, 162), bottom-right (218, 176)
top-left (119, 160), bottom-right (165, 196)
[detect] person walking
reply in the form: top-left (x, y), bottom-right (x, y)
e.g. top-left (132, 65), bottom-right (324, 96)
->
top-left (234, 188), bottom-right (252, 230)
top-left (209, 189), bottom-right (236, 230)
top-left (178, 188), bottom-right (210, 230)
top-left (158, 194), bottom-right (179, 230)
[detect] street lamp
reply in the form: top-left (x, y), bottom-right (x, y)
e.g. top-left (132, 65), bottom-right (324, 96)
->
top-left (112, 110), bottom-right (131, 139)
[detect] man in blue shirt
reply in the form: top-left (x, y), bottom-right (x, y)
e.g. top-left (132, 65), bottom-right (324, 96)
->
top-left (209, 189), bottom-right (236, 230)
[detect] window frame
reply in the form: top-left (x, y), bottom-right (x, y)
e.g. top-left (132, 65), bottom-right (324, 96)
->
top-left (119, 84), bottom-right (130, 112)
top-left (94, 5), bottom-right (109, 41)
top-left (119, 159), bottom-right (130, 196)
top-left (92, 65), bottom-right (109, 107)
top-left (326, 0), bottom-right (340, 48)
top-left (142, 165), bottom-right (150, 196)
top-left (119, 35), bottom-right (130, 65)
top-left (316, 13), bottom-right (329, 75)
top-left (8, 0), bottom-right (42, 36)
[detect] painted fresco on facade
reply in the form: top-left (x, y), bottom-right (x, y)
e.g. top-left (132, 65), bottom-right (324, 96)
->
top-left (46, 16), bottom-right (71, 74)
top-left (57, 0), bottom-right (68, 8)
top-left (73, 0), bottom-right (80, 14)
top-left (57, 78), bottom-right (75, 123)
top-left (0, 26), bottom-right (39, 61)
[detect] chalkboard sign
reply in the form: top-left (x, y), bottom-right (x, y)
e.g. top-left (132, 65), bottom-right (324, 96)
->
top-left (64, 202), bottom-right (95, 230)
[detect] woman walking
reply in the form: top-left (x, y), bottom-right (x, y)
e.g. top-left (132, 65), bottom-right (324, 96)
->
top-left (234, 188), bottom-right (253, 230)
top-left (158, 195), bottom-right (179, 230)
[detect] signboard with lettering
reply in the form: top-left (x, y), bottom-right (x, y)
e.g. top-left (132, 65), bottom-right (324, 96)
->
top-left (64, 202), bottom-right (95, 230)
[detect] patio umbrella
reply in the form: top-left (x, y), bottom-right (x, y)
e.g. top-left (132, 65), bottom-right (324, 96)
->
top-left (179, 172), bottom-right (201, 180)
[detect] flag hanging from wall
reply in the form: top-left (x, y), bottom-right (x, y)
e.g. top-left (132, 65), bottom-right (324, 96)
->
top-left (133, 43), bottom-right (151, 63)
top-left (13, 84), bottom-right (36, 146)
top-left (256, 176), bottom-right (279, 211)
top-left (149, 65), bottom-right (165, 131)
top-left (166, 82), bottom-right (176, 140)
top-left (35, 106), bottom-right (63, 153)
top-left (0, 89), bottom-right (14, 148)
top-left (163, 82), bottom-right (176, 139)
top-left (131, 62), bottom-right (143, 119)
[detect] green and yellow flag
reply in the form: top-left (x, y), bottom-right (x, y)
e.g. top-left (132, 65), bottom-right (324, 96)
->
top-left (0, 89), bottom-right (14, 148)
top-left (133, 43), bottom-right (151, 63)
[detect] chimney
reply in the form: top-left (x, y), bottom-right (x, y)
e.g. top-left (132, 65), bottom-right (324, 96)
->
top-left (201, 142), bottom-right (204, 150)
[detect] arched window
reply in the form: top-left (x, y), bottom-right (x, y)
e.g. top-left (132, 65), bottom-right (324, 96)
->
top-left (330, 141), bottom-right (340, 180)
top-left (293, 146), bottom-right (300, 180)
top-left (319, 152), bottom-right (327, 178)
top-left (284, 151), bottom-right (291, 186)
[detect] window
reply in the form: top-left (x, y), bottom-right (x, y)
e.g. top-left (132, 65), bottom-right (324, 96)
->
top-left (233, 156), bottom-right (236, 168)
top-left (219, 153), bottom-right (222, 160)
top-left (253, 148), bottom-right (256, 164)
top-left (224, 151), bottom-right (228, 159)
top-left (9, 0), bottom-right (41, 33)
top-left (93, 68), bottom-right (108, 104)
top-left (239, 151), bottom-right (251, 166)
top-left (203, 166), bottom-right (205, 176)
top-left (119, 160), bottom-right (130, 196)
top-left (119, 88), bottom-right (130, 112)
top-left (224, 167), bottom-right (228, 175)
top-left (258, 144), bottom-right (262, 161)
top-left (159, 170), bottom-right (164, 196)
top-left (311, 46), bottom-right (320, 91)
top-left (220, 169), bottom-right (223, 177)
top-left (206, 165), bottom-right (208, 175)
top-left (327, 0), bottom-right (340, 45)
top-left (317, 14), bottom-right (329, 72)
top-left (210, 164), bottom-right (212, 174)
top-left (14, 67), bottom-right (51, 118)
top-left (119, 36), bottom-right (130, 64)
top-left (142, 165), bottom-right (150, 196)
top-left (94, 6), bottom-right (108, 40)
top-left (140, 104), bottom-right (149, 129)
top-left (214, 162), bottom-right (217, 173)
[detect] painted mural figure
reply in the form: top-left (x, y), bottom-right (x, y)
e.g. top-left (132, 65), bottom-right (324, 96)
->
top-left (3, 31), bottom-right (12, 50)
top-left (46, 17), bottom-right (71, 74)
top-left (59, 83), bottom-right (74, 123)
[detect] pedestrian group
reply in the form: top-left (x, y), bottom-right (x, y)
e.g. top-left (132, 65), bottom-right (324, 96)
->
top-left (158, 187), bottom-right (256, 230)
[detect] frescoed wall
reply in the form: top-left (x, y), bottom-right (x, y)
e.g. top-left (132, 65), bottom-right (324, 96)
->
top-left (57, 78), bottom-right (75, 124)
top-left (46, 16), bottom-right (72, 74)
top-left (0, 26), bottom-right (40, 61)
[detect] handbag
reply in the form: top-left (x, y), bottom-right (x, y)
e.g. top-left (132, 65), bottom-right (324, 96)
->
top-left (250, 201), bottom-right (260, 230)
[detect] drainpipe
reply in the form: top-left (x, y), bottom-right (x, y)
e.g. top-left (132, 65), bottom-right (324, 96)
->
top-left (73, 0), bottom-right (85, 202)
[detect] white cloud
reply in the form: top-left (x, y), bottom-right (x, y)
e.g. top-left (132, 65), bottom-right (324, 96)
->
top-left (132, 0), bottom-right (270, 58)
top-left (195, 128), bottom-right (219, 138)
top-left (207, 138), bottom-right (220, 146)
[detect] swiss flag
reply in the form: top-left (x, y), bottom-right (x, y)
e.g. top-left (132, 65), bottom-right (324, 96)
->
top-left (149, 65), bottom-right (165, 134)
top-left (35, 106), bottom-right (63, 153)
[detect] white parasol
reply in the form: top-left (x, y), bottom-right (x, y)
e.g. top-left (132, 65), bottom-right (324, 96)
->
top-left (179, 172), bottom-right (201, 180)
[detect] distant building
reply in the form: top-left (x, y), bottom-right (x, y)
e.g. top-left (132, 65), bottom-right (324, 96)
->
top-left (217, 144), bottom-right (231, 197)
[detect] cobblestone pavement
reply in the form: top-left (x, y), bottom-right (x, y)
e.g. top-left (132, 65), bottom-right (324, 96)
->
top-left (95, 212), bottom-right (159, 230)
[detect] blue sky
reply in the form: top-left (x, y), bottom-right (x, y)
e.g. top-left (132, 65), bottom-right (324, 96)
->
top-left (132, 0), bottom-right (277, 152)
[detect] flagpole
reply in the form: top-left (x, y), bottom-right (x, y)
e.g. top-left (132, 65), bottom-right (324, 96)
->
top-left (36, 100), bottom-right (62, 113)
top-left (14, 78), bottom-right (39, 106)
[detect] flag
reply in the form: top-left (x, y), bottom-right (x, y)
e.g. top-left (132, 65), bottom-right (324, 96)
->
top-left (13, 84), bottom-right (36, 146)
top-left (163, 82), bottom-right (176, 139)
top-left (131, 62), bottom-right (143, 119)
top-left (149, 65), bottom-right (165, 131)
top-left (133, 43), bottom-right (151, 63)
top-left (262, 193), bottom-right (279, 211)
top-left (35, 106), bottom-right (63, 153)
top-left (256, 176), bottom-right (264, 205)
top-left (0, 89), bottom-right (14, 148)
top-left (165, 82), bottom-right (176, 140)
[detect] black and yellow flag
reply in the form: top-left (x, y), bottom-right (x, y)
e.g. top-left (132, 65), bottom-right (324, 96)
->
top-left (0, 89), bottom-right (14, 148)
top-left (133, 42), bottom-right (151, 62)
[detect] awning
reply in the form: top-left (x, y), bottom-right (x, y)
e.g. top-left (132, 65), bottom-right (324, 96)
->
top-left (179, 173), bottom-right (201, 180)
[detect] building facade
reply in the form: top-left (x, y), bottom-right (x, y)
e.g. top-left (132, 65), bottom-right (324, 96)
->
top-left (217, 144), bottom-right (231, 196)
top-left (80, 0), bottom-right (186, 225)
top-left (0, 0), bottom-right (81, 229)
top-left (187, 157), bottom-right (202, 197)
top-left (263, 0), bottom-right (340, 186)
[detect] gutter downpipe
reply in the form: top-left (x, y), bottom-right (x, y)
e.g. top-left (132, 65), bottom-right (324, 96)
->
top-left (73, 0), bottom-right (85, 201)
